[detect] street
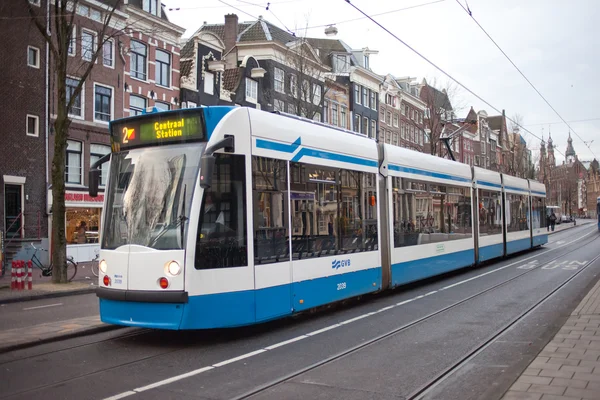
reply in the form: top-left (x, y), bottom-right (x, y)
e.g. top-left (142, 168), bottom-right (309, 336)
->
top-left (0, 223), bottom-right (598, 400)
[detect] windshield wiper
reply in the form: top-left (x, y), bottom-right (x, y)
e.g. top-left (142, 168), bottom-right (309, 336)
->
top-left (149, 185), bottom-right (188, 248)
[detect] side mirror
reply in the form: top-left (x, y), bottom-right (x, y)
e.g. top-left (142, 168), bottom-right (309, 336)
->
top-left (200, 155), bottom-right (216, 189)
top-left (89, 169), bottom-right (100, 197)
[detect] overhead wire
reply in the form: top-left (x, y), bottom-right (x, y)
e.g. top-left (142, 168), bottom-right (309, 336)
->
top-left (342, 0), bottom-right (566, 157)
top-left (453, 0), bottom-right (596, 159)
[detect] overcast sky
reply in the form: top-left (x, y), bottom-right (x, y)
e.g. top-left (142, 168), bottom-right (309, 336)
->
top-left (160, 0), bottom-right (600, 163)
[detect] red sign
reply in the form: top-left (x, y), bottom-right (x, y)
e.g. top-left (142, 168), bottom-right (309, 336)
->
top-left (65, 192), bottom-right (105, 203)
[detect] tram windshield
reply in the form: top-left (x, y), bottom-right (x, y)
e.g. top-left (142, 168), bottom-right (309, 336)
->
top-left (101, 143), bottom-right (204, 250)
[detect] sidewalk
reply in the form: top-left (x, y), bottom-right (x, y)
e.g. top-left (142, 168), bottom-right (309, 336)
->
top-left (0, 315), bottom-right (119, 354)
top-left (502, 276), bottom-right (600, 399)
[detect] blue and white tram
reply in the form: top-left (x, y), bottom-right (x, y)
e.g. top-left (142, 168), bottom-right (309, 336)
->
top-left (91, 106), bottom-right (548, 330)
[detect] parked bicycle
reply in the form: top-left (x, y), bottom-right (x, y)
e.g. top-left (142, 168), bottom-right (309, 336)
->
top-left (91, 250), bottom-right (100, 277)
top-left (30, 243), bottom-right (78, 282)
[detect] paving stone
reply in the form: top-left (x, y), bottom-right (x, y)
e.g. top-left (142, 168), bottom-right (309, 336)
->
top-left (559, 365), bottom-right (594, 374)
top-left (550, 377), bottom-right (589, 389)
top-left (518, 376), bottom-right (554, 385)
top-left (572, 372), bottom-right (600, 382)
top-left (511, 382), bottom-right (532, 392)
top-left (502, 391), bottom-right (542, 400)
top-left (547, 358), bottom-right (581, 367)
top-left (533, 362), bottom-right (562, 370)
top-left (527, 384), bottom-right (566, 396)
top-left (565, 387), bottom-right (600, 398)
top-left (540, 395), bottom-right (585, 400)
top-left (524, 368), bottom-right (542, 376)
top-left (539, 370), bottom-right (575, 379)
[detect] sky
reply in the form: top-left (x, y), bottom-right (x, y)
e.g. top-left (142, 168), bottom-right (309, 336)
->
top-left (159, 0), bottom-right (600, 164)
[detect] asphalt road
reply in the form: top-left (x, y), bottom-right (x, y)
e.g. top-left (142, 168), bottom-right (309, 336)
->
top-left (1, 223), bottom-right (598, 400)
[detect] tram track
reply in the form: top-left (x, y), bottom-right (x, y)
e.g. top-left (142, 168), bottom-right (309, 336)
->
top-left (231, 230), bottom-right (600, 400)
top-left (4, 228), bottom-right (597, 400)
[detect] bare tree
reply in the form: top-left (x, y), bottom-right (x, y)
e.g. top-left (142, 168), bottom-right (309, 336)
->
top-left (26, 0), bottom-right (120, 283)
top-left (419, 78), bottom-right (463, 157)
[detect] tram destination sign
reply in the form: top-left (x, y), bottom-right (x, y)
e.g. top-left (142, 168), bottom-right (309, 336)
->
top-left (110, 111), bottom-right (205, 150)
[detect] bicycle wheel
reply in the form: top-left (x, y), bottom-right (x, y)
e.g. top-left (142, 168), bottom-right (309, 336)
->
top-left (91, 261), bottom-right (99, 277)
top-left (67, 260), bottom-right (78, 282)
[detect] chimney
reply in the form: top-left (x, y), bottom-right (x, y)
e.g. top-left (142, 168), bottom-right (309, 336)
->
top-left (224, 14), bottom-right (238, 55)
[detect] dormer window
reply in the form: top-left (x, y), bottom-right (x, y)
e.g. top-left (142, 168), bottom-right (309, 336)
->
top-left (143, 0), bottom-right (160, 17)
top-left (364, 54), bottom-right (369, 69)
top-left (333, 54), bottom-right (348, 73)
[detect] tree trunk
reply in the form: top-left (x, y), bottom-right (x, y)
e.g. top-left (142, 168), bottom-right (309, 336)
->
top-left (51, 59), bottom-right (71, 283)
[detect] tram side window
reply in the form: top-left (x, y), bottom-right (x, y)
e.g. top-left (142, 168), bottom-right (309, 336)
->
top-left (393, 177), bottom-right (472, 248)
top-left (289, 161), bottom-right (378, 259)
top-left (531, 197), bottom-right (547, 229)
top-left (506, 193), bottom-right (530, 233)
top-left (252, 156), bottom-right (290, 264)
top-left (478, 189), bottom-right (502, 236)
top-left (195, 154), bottom-right (247, 269)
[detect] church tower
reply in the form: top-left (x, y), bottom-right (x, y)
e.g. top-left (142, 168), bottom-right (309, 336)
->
top-left (565, 132), bottom-right (576, 164)
top-left (538, 136), bottom-right (547, 182)
top-left (547, 131), bottom-right (556, 167)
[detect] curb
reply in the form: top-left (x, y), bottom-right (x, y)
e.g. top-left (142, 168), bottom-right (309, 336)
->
top-left (0, 323), bottom-right (124, 354)
top-left (548, 222), bottom-right (587, 235)
top-left (0, 287), bottom-right (97, 305)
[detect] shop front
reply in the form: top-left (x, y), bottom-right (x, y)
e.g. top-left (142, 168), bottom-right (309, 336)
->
top-left (48, 190), bottom-right (104, 263)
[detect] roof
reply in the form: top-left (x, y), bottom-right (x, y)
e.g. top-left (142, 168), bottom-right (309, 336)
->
top-left (420, 84), bottom-right (452, 111)
top-left (200, 19), bottom-right (296, 46)
top-left (305, 38), bottom-right (358, 67)
top-left (222, 68), bottom-right (240, 91)
top-left (180, 59), bottom-right (193, 78)
top-left (180, 39), bottom-right (195, 60)
top-left (487, 115), bottom-right (505, 132)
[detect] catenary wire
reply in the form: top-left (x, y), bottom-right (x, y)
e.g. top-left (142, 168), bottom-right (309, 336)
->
top-left (453, 0), bottom-right (596, 159)
top-left (342, 0), bottom-right (565, 157)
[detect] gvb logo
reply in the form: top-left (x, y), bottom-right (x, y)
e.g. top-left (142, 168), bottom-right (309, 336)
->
top-left (332, 259), bottom-right (351, 270)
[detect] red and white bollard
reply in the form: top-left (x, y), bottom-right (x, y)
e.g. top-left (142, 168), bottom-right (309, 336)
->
top-left (11, 261), bottom-right (16, 290)
top-left (27, 260), bottom-right (33, 290)
top-left (16, 261), bottom-right (22, 291)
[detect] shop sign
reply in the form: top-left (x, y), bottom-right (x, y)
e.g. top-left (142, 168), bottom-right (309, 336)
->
top-left (65, 193), bottom-right (104, 203)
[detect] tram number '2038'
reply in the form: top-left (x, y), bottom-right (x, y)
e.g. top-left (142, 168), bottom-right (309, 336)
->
top-left (337, 282), bottom-right (347, 290)
top-left (517, 260), bottom-right (588, 270)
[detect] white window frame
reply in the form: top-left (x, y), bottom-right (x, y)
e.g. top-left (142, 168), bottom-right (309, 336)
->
top-left (68, 26), bottom-right (76, 57)
top-left (154, 101), bottom-right (170, 111)
top-left (28, 0), bottom-right (41, 6)
top-left (289, 74), bottom-right (298, 98)
top-left (393, 113), bottom-right (399, 128)
top-left (90, 8), bottom-right (102, 22)
top-left (130, 40), bottom-right (148, 82)
top-left (143, 0), bottom-right (161, 17)
top-left (90, 144), bottom-right (110, 186)
top-left (313, 84), bottom-right (321, 106)
top-left (66, 76), bottom-right (84, 119)
top-left (102, 38), bottom-right (114, 68)
top-left (355, 85), bottom-right (361, 105)
top-left (245, 78), bottom-right (258, 103)
top-left (129, 94), bottom-right (146, 116)
top-left (331, 103), bottom-right (338, 126)
top-left (81, 29), bottom-right (97, 63)
top-left (27, 46), bottom-right (40, 68)
top-left (65, 140), bottom-right (83, 185)
top-left (204, 71), bottom-right (214, 95)
top-left (93, 83), bottom-right (114, 124)
top-left (274, 99), bottom-right (285, 112)
top-left (155, 49), bottom-right (171, 88)
top-left (274, 67), bottom-right (285, 93)
top-left (340, 106), bottom-right (347, 129)
top-left (26, 114), bottom-right (39, 137)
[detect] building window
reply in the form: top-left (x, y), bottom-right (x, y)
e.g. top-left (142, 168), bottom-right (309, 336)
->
top-left (363, 54), bottom-right (369, 69)
top-left (27, 46), bottom-right (40, 68)
top-left (370, 90), bottom-right (376, 110)
top-left (289, 74), bottom-right (297, 98)
top-left (103, 39), bottom-right (114, 67)
top-left (129, 95), bottom-right (146, 116)
top-left (245, 78), bottom-right (258, 103)
top-left (332, 103), bottom-right (338, 126)
top-left (274, 67), bottom-right (284, 93)
top-left (90, 8), bottom-right (102, 22)
top-left (371, 120), bottom-right (376, 139)
top-left (81, 30), bottom-right (96, 62)
top-left (323, 101), bottom-right (328, 123)
top-left (26, 114), bottom-right (39, 137)
top-left (354, 114), bottom-right (360, 133)
top-left (362, 87), bottom-right (368, 106)
top-left (28, 0), bottom-right (41, 6)
top-left (274, 99), bottom-right (285, 112)
top-left (287, 103), bottom-right (296, 115)
top-left (333, 54), bottom-right (348, 73)
top-left (419, 112), bottom-right (423, 124)
top-left (68, 27), bottom-right (76, 56)
top-left (90, 144), bottom-right (110, 186)
top-left (65, 140), bottom-right (83, 184)
top-left (363, 117), bottom-right (369, 137)
top-left (393, 132), bottom-right (399, 146)
top-left (393, 114), bottom-right (399, 127)
top-left (341, 106), bottom-right (347, 129)
top-left (66, 77), bottom-right (82, 117)
top-left (313, 112), bottom-right (321, 122)
top-left (313, 84), bottom-right (322, 105)
top-left (94, 84), bottom-right (112, 122)
top-left (401, 123), bottom-right (406, 139)
top-left (386, 111), bottom-right (392, 125)
top-left (130, 40), bottom-right (147, 80)
top-left (155, 49), bottom-right (171, 87)
top-left (355, 85), bottom-right (361, 104)
top-left (186, 101), bottom-right (197, 108)
top-left (143, 0), bottom-right (160, 16)
top-left (154, 102), bottom-right (170, 111)
top-left (204, 71), bottom-right (214, 94)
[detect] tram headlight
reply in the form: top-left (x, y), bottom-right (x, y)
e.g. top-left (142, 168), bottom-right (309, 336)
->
top-left (99, 260), bottom-right (108, 274)
top-left (165, 261), bottom-right (181, 276)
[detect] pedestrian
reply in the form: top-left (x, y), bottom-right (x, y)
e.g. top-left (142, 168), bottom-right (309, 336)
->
top-left (546, 213), bottom-right (551, 232)
top-left (77, 221), bottom-right (87, 244)
top-left (549, 211), bottom-right (557, 232)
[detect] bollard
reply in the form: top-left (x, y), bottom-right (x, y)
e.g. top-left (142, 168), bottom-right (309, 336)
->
top-left (27, 260), bottom-right (33, 290)
top-left (11, 261), bottom-right (16, 290)
top-left (20, 261), bottom-right (26, 291)
top-left (16, 261), bottom-right (22, 291)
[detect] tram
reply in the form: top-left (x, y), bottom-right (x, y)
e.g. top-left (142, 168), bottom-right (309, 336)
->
top-left (90, 106), bottom-right (548, 330)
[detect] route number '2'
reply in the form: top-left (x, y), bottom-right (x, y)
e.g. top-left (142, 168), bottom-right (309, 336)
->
top-left (337, 282), bottom-right (347, 290)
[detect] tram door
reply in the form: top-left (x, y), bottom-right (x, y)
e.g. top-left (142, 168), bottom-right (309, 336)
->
top-left (252, 158), bottom-right (293, 322)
